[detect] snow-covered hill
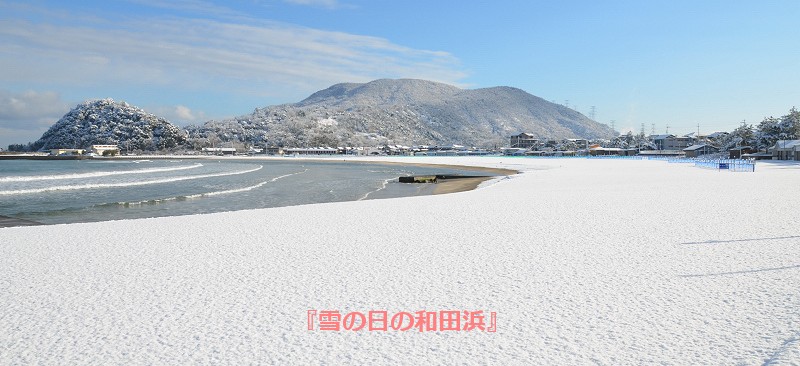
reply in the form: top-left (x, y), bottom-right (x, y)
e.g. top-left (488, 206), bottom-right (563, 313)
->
top-left (32, 99), bottom-right (186, 152)
top-left (33, 79), bottom-right (616, 151)
top-left (186, 79), bottom-right (615, 148)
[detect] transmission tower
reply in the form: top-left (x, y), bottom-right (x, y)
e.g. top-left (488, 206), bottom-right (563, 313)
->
top-left (610, 119), bottom-right (616, 132)
top-left (589, 106), bottom-right (596, 120)
top-left (651, 123), bottom-right (655, 135)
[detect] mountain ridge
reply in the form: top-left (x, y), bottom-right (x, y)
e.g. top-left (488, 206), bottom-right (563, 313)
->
top-left (188, 78), bottom-right (614, 148)
top-left (31, 79), bottom-right (614, 151)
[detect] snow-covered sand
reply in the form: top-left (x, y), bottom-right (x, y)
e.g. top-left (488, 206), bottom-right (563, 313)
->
top-left (1, 157), bottom-right (799, 365)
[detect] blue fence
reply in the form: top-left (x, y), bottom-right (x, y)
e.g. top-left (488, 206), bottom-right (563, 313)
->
top-left (500, 154), bottom-right (756, 172)
top-left (667, 158), bottom-right (696, 163)
top-left (585, 155), bottom-right (643, 160)
top-left (694, 159), bottom-right (755, 172)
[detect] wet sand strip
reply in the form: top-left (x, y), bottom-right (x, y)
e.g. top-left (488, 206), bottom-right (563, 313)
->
top-left (0, 215), bottom-right (43, 228)
top-left (433, 176), bottom-right (495, 194)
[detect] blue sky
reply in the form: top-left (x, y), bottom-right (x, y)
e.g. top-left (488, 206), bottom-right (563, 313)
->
top-left (1, 0), bottom-right (799, 148)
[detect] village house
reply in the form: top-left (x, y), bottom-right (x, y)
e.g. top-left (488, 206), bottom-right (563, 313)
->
top-left (650, 134), bottom-right (696, 150)
top-left (589, 146), bottom-right (638, 156)
top-left (509, 133), bottom-right (539, 149)
top-left (202, 147), bottom-right (237, 155)
top-left (50, 148), bottom-right (85, 156)
top-left (683, 144), bottom-right (718, 158)
top-left (502, 148), bottom-right (527, 156)
top-left (729, 146), bottom-right (755, 159)
top-left (772, 140), bottom-right (800, 160)
top-left (282, 147), bottom-right (338, 155)
top-left (638, 150), bottom-right (686, 157)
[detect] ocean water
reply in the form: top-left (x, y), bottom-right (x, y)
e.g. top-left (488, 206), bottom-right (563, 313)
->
top-left (0, 158), bottom-right (489, 225)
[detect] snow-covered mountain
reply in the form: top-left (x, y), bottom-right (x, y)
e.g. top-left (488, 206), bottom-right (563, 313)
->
top-left (32, 99), bottom-right (186, 151)
top-left (33, 79), bottom-right (615, 151)
top-left (186, 79), bottom-right (615, 148)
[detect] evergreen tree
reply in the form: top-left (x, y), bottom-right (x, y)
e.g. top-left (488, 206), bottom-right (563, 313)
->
top-left (724, 123), bottom-right (755, 149)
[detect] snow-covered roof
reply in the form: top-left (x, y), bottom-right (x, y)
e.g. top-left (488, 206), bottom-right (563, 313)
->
top-left (742, 152), bottom-right (773, 157)
top-left (202, 147), bottom-right (236, 152)
top-left (683, 144), bottom-right (715, 151)
top-left (638, 150), bottom-right (686, 155)
top-left (773, 140), bottom-right (800, 150)
top-left (649, 134), bottom-right (675, 140)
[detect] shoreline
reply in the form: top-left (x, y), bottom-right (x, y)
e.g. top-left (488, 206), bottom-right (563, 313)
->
top-left (433, 176), bottom-right (495, 194)
top-left (0, 156), bottom-right (518, 228)
top-left (0, 215), bottom-right (43, 228)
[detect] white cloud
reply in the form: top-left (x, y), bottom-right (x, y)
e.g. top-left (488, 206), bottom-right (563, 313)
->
top-left (146, 104), bottom-right (209, 125)
top-left (126, 0), bottom-right (242, 18)
top-left (0, 90), bottom-right (71, 148)
top-left (0, 5), bottom-right (466, 101)
top-left (174, 105), bottom-right (195, 120)
top-left (283, 0), bottom-right (341, 9)
top-left (0, 2), bottom-right (467, 147)
top-left (0, 90), bottom-right (69, 128)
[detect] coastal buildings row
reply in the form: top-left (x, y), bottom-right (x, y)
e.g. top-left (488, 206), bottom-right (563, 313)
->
top-left (29, 136), bottom-right (800, 161)
top-left (49, 145), bottom-right (120, 156)
top-left (274, 145), bottom-right (492, 156)
top-left (508, 132), bottom-right (800, 160)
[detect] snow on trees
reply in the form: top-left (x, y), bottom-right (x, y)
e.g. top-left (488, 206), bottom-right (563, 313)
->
top-left (31, 99), bottom-right (186, 152)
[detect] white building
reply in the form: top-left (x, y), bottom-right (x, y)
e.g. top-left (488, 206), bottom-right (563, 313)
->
top-left (202, 147), bottom-right (237, 155)
top-left (91, 144), bottom-right (120, 156)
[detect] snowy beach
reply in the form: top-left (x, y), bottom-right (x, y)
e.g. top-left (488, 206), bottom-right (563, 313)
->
top-left (1, 156), bottom-right (799, 364)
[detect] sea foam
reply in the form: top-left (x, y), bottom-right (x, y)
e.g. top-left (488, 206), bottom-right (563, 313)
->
top-left (0, 165), bottom-right (262, 196)
top-left (0, 163), bottom-right (203, 183)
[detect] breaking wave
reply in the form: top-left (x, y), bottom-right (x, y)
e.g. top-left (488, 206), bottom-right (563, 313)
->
top-left (358, 177), bottom-right (393, 201)
top-left (0, 165), bottom-right (263, 196)
top-left (186, 169), bottom-right (308, 198)
top-left (103, 169), bottom-right (308, 206)
top-left (0, 163), bottom-right (203, 183)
